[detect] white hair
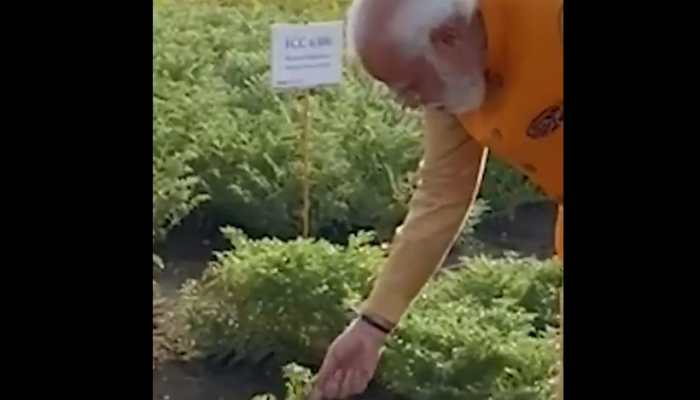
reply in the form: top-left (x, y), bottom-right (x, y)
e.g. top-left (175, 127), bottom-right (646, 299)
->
top-left (345, 0), bottom-right (363, 59)
top-left (346, 0), bottom-right (479, 58)
top-left (345, 0), bottom-right (485, 114)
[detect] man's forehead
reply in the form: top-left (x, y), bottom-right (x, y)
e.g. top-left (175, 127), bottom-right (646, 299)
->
top-left (354, 0), bottom-right (402, 43)
top-left (359, 0), bottom-right (402, 22)
top-left (351, 0), bottom-right (426, 84)
top-left (361, 40), bottom-right (415, 83)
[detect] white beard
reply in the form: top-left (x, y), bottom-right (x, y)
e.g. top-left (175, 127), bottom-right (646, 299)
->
top-left (426, 51), bottom-right (486, 115)
top-left (440, 74), bottom-right (486, 114)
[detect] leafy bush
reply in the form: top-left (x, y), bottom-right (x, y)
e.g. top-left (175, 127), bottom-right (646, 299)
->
top-left (251, 363), bottom-right (314, 400)
top-left (179, 232), bottom-right (561, 400)
top-left (165, 0), bottom-right (352, 20)
top-left (431, 256), bottom-right (563, 332)
top-left (153, 55), bottom-right (209, 244)
top-left (153, 99), bottom-right (209, 269)
top-left (381, 299), bottom-right (558, 400)
top-left (155, 5), bottom-right (421, 241)
top-left (376, 257), bottom-right (562, 400)
top-left (178, 228), bottom-right (383, 364)
top-left (370, 257), bottom-right (562, 400)
top-left (153, 146), bottom-right (209, 243)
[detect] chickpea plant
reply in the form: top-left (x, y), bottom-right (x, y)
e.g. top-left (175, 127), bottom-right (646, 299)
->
top-left (251, 363), bottom-right (314, 400)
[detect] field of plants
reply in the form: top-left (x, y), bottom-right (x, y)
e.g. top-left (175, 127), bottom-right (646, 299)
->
top-left (153, 1), bottom-right (560, 400)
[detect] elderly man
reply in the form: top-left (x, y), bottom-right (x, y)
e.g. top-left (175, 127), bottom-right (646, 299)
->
top-left (311, 0), bottom-right (563, 399)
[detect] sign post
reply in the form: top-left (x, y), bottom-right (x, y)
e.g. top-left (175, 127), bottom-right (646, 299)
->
top-left (271, 21), bottom-right (344, 237)
top-left (299, 90), bottom-right (311, 237)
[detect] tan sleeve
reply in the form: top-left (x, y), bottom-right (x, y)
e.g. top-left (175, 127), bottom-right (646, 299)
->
top-left (360, 108), bottom-right (488, 324)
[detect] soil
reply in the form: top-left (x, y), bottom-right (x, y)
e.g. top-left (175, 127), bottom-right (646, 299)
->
top-left (153, 200), bottom-right (557, 400)
top-left (154, 359), bottom-right (285, 400)
top-left (473, 200), bottom-right (557, 258)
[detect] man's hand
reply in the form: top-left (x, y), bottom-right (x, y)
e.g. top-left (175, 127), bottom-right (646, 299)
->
top-left (310, 317), bottom-right (387, 399)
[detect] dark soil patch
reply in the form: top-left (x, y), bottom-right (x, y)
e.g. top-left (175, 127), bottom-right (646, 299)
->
top-left (443, 200), bottom-right (557, 266)
top-left (473, 200), bottom-right (557, 258)
top-left (154, 359), bottom-right (284, 400)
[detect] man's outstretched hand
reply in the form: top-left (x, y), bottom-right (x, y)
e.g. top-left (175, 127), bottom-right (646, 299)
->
top-left (310, 318), bottom-right (387, 399)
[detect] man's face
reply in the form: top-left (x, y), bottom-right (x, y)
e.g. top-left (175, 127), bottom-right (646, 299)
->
top-left (359, 38), bottom-right (485, 113)
top-left (361, 39), bottom-right (446, 109)
top-left (356, 14), bottom-right (486, 114)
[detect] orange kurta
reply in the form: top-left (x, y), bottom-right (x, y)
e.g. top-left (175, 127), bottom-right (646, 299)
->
top-left (459, 0), bottom-right (564, 258)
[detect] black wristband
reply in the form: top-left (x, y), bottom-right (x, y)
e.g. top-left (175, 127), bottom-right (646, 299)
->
top-left (359, 314), bottom-right (392, 335)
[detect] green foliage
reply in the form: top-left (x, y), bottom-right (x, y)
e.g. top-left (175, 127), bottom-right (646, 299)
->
top-left (169, 0), bottom-right (352, 20)
top-left (178, 228), bottom-right (383, 363)
top-left (153, 146), bottom-right (209, 242)
top-left (179, 233), bottom-right (561, 400)
top-left (251, 363), bottom-right (314, 400)
top-left (153, 40), bottom-right (210, 244)
top-left (480, 159), bottom-right (545, 214)
top-left (155, 5), bottom-right (421, 241)
top-left (282, 363), bottom-right (314, 400)
top-left (431, 256), bottom-right (563, 332)
top-left (381, 299), bottom-right (558, 400)
top-left (376, 257), bottom-right (562, 400)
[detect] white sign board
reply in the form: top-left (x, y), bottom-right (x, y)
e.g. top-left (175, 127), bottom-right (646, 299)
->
top-left (271, 21), bottom-right (344, 90)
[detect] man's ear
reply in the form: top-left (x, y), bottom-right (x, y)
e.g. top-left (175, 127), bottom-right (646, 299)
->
top-left (429, 16), bottom-right (471, 50)
top-left (429, 22), bottom-right (459, 48)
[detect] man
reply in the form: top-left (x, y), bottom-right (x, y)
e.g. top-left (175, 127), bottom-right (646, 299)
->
top-left (311, 0), bottom-right (563, 399)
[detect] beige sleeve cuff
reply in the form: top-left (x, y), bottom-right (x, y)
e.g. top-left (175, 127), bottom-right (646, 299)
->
top-left (361, 108), bottom-right (488, 324)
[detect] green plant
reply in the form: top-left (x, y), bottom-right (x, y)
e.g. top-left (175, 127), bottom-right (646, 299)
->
top-left (251, 363), bottom-right (314, 400)
top-left (178, 228), bottom-right (384, 364)
top-left (380, 299), bottom-right (558, 400)
top-left (480, 159), bottom-right (545, 214)
top-left (431, 255), bottom-right (563, 332)
top-left (153, 136), bottom-right (209, 243)
top-left (154, 5), bottom-right (422, 242)
top-left (283, 363), bottom-right (314, 400)
top-left (377, 256), bottom-right (562, 400)
top-left (165, 0), bottom-right (352, 19)
top-left (178, 230), bottom-right (561, 400)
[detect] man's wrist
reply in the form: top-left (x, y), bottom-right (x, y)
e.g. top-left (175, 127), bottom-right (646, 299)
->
top-left (352, 316), bottom-right (389, 345)
top-left (357, 311), bottom-right (396, 334)
top-left (359, 314), bottom-right (392, 335)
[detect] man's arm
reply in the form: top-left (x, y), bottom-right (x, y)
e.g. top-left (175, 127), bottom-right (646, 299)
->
top-left (361, 108), bottom-right (488, 325)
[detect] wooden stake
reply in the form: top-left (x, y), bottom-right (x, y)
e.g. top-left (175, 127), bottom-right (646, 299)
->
top-left (300, 90), bottom-right (311, 237)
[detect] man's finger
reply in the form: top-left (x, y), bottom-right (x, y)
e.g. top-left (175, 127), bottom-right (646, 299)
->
top-left (338, 369), bottom-right (356, 399)
top-left (312, 348), bottom-right (342, 400)
top-left (325, 369), bottom-right (344, 399)
top-left (351, 369), bottom-right (370, 394)
top-left (348, 369), bottom-right (369, 396)
top-left (313, 351), bottom-right (338, 389)
top-left (309, 386), bottom-right (323, 400)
